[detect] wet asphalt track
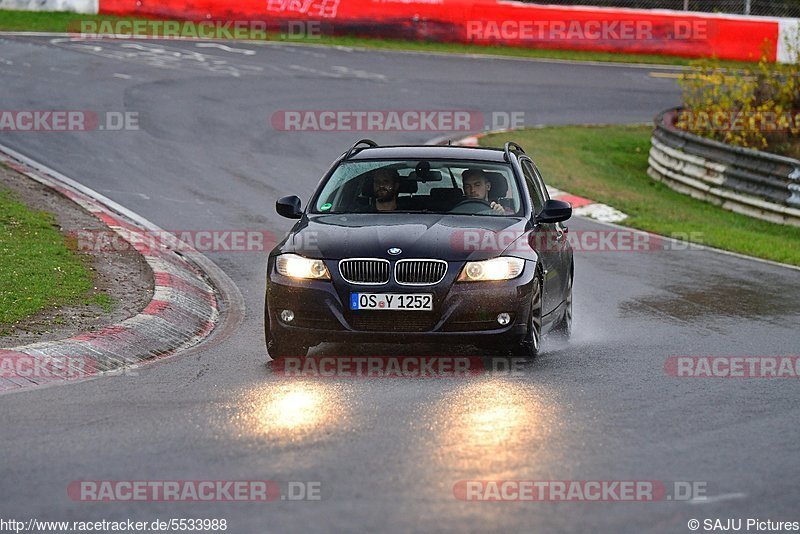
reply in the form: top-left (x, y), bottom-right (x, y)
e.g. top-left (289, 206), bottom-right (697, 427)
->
top-left (1, 35), bottom-right (799, 533)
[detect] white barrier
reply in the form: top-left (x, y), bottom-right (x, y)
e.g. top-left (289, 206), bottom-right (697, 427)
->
top-left (0, 0), bottom-right (98, 14)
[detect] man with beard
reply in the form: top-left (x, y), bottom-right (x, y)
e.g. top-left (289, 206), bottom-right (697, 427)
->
top-left (368, 167), bottom-right (401, 211)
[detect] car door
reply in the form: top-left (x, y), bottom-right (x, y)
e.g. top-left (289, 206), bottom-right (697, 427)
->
top-left (529, 158), bottom-right (571, 294)
top-left (520, 158), bottom-right (563, 316)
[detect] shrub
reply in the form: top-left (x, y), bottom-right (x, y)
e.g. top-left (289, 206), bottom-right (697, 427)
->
top-left (677, 35), bottom-right (800, 157)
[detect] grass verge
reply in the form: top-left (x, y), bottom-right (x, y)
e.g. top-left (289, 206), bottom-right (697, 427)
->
top-left (0, 9), bottom-right (752, 68)
top-left (481, 125), bottom-right (800, 266)
top-left (0, 185), bottom-right (97, 332)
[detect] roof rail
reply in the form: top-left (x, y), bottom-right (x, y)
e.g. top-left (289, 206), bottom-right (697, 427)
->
top-left (503, 141), bottom-right (526, 162)
top-left (344, 139), bottom-right (379, 160)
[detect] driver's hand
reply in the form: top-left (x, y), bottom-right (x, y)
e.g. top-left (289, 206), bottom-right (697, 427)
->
top-left (490, 201), bottom-right (505, 213)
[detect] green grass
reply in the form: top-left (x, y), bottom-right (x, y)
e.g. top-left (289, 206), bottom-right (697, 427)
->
top-left (0, 186), bottom-right (99, 330)
top-left (0, 9), bottom-right (754, 68)
top-left (481, 125), bottom-right (800, 266)
top-left (90, 293), bottom-right (114, 313)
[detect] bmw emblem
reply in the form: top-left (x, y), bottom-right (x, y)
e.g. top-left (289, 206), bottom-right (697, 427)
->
top-left (388, 247), bottom-right (402, 256)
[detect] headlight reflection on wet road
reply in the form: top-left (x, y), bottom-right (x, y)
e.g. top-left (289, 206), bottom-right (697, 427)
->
top-left (228, 371), bottom-right (562, 487)
top-left (264, 386), bottom-right (324, 430)
top-left (236, 380), bottom-right (348, 442)
top-left (432, 378), bottom-right (562, 479)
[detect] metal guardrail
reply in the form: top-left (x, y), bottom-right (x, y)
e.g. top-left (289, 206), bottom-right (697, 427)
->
top-left (648, 108), bottom-right (800, 226)
top-left (520, 0), bottom-right (800, 17)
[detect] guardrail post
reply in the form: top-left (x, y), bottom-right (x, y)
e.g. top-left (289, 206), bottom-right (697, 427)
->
top-left (789, 168), bottom-right (800, 206)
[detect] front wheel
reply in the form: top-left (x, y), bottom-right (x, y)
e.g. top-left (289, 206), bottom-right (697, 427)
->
top-left (509, 273), bottom-right (542, 359)
top-left (551, 271), bottom-right (573, 340)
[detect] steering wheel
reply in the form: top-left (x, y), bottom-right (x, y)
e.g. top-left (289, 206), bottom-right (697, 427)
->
top-left (450, 198), bottom-right (495, 214)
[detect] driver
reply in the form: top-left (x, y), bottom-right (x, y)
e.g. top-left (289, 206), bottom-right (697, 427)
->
top-left (462, 168), bottom-right (506, 214)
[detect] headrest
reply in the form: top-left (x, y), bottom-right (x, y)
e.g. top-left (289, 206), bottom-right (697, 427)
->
top-left (485, 171), bottom-right (508, 199)
top-left (398, 180), bottom-right (418, 194)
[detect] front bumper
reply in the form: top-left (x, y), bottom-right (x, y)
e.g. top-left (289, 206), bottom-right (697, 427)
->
top-left (266, 259), bottom-right (535, 346)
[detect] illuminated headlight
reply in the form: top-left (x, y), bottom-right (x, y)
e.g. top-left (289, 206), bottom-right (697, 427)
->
top-left (276, 254), bottom-right (330, 280)
top-left (457, 257), bottom-right (524, 282)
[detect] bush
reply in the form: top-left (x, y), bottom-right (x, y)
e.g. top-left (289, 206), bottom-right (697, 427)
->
top-left (677, 37), bottom-right (800, 157)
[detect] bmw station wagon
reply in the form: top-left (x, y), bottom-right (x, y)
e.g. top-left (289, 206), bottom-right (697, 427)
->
top-left (265, 140), bottom-right (573, 359)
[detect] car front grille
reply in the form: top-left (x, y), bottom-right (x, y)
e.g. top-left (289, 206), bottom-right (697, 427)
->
top-left (339, 259), bottom-right (390, 285)
top-left (348, 312), bottom-right (437, 332)
top-left (290, 315), bottom-right (342, 331)
top-left (395, 260), bottom-right (447, 285)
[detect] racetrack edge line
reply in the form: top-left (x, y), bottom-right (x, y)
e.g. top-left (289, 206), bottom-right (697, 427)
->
top-left (0, 143), bottom-right (246, 395)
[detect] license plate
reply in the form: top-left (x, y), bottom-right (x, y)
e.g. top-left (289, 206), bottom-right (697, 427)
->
top-left (350, 293), bottom-right (433, 311)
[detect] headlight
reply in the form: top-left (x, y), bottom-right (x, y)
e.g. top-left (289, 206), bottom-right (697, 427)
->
top-left (457, 257), bottom-right (524, 282)
top-left (276, 253), bottom-right (330, 280)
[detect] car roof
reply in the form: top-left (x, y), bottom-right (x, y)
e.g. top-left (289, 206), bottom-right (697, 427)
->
top-left (345, 145), bottom-right (510, 163)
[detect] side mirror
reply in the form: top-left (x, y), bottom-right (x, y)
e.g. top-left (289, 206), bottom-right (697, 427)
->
top-left (276, 195), bottom-right (303, 219)
top-left (536, 199), bottom-right (572, 224)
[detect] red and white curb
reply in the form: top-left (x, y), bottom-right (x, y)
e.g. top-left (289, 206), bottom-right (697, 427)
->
top-left (0, 149), bottom-right (221, 394)
top-left (453, 132), bottom-right (628, 223)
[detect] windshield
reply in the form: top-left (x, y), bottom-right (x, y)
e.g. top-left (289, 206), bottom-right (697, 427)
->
top-left (311, 159), bottom-right (523, 216)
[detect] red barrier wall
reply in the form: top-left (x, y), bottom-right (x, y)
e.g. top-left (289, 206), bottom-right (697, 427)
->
top-left (97, 0), bottom-right (782, 62)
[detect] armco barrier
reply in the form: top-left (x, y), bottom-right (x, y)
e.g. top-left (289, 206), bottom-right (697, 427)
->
top-left (90, 0), bottom-right (798, 63)
top-left (648, 107), bottom-right (800, 226)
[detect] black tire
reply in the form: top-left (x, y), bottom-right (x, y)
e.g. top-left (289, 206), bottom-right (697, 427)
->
top-left (551, 270), bottom-right (573, 340)
top-left (515, 272), bottom-right (543, 359)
